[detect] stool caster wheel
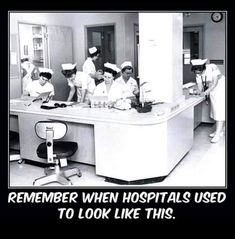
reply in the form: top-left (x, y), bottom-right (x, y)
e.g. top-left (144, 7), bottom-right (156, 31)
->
top-left (18, 159), bottom-right (23, 164)
top-left (77, 171), bottom-right (82, 177)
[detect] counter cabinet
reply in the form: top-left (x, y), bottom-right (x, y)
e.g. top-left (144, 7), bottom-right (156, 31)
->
top-left (10, 96), bottom-right (203, 184)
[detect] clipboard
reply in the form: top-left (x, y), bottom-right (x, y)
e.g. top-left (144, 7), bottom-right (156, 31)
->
top-left (32, 91), bottom-right (52, 102)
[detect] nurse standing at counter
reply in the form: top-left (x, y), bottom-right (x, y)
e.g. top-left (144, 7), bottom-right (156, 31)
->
top-left (115, 61), bottom-right (139, 99)
top-left (93, 62), bottom-right (122, 104)
top-left (61, 63), bottom-right (95, 104)
top-left (21, 58), bottom-right (40, 91)
top-left (83, 46), bottom-right (104, 86)
top-left (191, 59), bottom-right (225, 143)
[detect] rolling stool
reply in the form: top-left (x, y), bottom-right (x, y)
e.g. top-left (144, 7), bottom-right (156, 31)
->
top-left (33, 121), bottom-right (82, 186)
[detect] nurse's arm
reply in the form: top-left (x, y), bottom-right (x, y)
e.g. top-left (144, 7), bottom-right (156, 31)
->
top-left (80, 89), bottom-right (87, 103)
top-left (89, 73), bottom-right (96, 79)
top-left (22, 90), bottom-right (30, 97)
top-left (205, 78), bottom-right (218, 95)
top-left (133, 85), bottom-right (140, 95)
top-left (67, 86), bottom-right (76, 102)
top-left (89, 71), bottom-right (103, 80)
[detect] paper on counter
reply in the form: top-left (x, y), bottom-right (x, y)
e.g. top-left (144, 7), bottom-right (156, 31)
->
top-left (183, 82), bottom-right (196, 89)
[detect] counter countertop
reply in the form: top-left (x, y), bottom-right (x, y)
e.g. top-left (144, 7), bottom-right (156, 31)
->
top-left (10, 96), bottom-right (204, 125)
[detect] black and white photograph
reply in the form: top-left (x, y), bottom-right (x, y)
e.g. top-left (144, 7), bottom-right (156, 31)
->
top-left (9, 11), bottom-right (226, 188)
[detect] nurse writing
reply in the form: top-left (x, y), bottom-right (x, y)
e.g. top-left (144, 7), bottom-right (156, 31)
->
top-left (115, 61), bottom-right (139, 100)
top-left (23, 67), bottom-right (54, 98)
top-left (83, 46), bottom-right (104, 86)
top-left (93, 62), bottom-right (122, 105)
top-left (191, 59), bottom-right (225, 143)
top-left (61, 63), bottom-right (95, 104)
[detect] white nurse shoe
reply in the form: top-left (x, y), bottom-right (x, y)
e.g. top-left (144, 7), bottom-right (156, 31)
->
top-left (211, 134), bottom-right (221, 143)
top-left (209, 131), bottom-right (224, 138)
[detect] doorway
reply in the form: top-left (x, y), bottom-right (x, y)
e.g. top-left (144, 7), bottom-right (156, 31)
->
top-left (134, 24), bottom-right (139, 82)
top-left (86, 25), bottom-right (115, 70)
top-left (18, 22), bottom-right (49, 92)
top-left (18, 23), bottom-right (48, 68)
top-left (183, 26), bottom-right (203, 84)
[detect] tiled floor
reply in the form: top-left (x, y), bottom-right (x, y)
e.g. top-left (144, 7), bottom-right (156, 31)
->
top-left (9, 123), bottom-right (226, 188)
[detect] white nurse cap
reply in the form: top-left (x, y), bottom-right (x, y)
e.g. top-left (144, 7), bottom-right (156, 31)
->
top-left (104, 62), bottom-right (120, 73)
top-left (89, 47), bottom-right (98, 54)
top-left (191, 59), bottom-right (208, 66)
top-left (61, 63), bottom-right (77, 70)
top-left (39, 67), bottom-right (54, 75)
top-left (121, 61), bottom-right (132, 69)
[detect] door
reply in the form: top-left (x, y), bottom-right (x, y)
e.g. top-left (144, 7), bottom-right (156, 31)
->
top-left (86, 25), bottom-right (115, 70)
top-left (183, 26), bottom-right (203, 84)
top-left (18, 23), bottom-right (48, 68)
top-left (134, 24), bottom-right (139, 83)
top-left (18, 23), bottom-right (48, 92)
top-left (10, 34), bottom-right (21, 98)
top-left (47, 25), bottom-right (73, 101)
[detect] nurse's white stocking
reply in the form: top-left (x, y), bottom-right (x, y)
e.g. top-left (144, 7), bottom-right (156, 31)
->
top-left (211, 121), bottom-right (224, 143)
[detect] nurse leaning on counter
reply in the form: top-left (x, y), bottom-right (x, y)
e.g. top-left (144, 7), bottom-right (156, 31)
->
top-left (61, 63), bottom-right (96, 104)
top-left (191, 59), bottom-right (225, 143)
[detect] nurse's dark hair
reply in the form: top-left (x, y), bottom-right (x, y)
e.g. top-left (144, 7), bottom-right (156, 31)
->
top-left (191, 64), bottom-right (206, 73)
top-left (21, 58), bottom-right (29, 63)
top-left (89, 49), bottom-right (101, 58)
top-left (61, 67), bottom-right (77, 78)
top-left (121, 66), bottom-right (133, 73)
top-left (103, 67), bottom-right (118, 77)
top-left (39, 72), bottom-right (52, 80)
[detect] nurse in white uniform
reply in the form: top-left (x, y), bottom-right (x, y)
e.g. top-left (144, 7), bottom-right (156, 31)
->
top-left (191, 59), bottom-right (225, 143)
top-left (115, 61), bottom-right (139, 100)
top-left (61, 63), bottom-right (95, 104)
top-left (23, 67), bottom-right (54, 98)
top-left (93, 62), bottom-right (122, 104)
top-left (21, 58), bottom-right (40, 92)
top-left (83, 46), bottom-right (104, 86)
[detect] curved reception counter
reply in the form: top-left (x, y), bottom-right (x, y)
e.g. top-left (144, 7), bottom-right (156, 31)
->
top-left (10, 96), bottom-right (204, 184)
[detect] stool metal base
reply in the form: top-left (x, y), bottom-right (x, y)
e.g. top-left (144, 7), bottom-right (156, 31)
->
top-left (33, 165), bottom-right (82, 186)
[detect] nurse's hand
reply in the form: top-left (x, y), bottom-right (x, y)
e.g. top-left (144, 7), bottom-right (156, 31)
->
top-left (199, 92), bottom-right (205, 97)
top-left (107, 101), bottom-right (115, 108)
top-left (133, 86), bottom-right (140, 95)
top-left (95, 70), bottom-right (104, 80)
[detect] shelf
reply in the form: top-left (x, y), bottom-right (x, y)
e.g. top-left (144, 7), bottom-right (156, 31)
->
top-left (32, 34), bottom-right (43, 38)
top-left (33, 60), bottom-right (44, 63)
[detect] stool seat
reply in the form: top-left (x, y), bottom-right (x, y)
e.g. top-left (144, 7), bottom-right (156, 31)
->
top-left (37, 141), bottom-right (78, 159)
top-left (33, 121), bottom-right (81, 186)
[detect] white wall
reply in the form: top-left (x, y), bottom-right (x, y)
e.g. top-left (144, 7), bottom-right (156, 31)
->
top-left (183, 12), bottom-right (226, 75)
top-left (124, 13), bottom-right (139, 77)
top-left (10, 12), bottom-right (75, 34)
top-left (139, 13), bottom-right (183, 103)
